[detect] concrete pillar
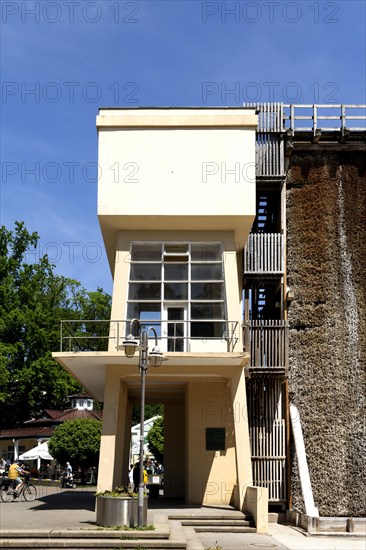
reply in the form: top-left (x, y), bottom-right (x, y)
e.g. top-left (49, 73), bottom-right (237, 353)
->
top-left (186, 379), bottom-right (237, 506)
top-left (122, 400), bottom-right (133, 486)
top-left (97, 367), bottom-right (129, 491)
top-left (164, 399), bottom-right (185, 498)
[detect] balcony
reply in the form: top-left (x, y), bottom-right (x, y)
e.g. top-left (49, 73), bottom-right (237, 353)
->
top-left (244, 233), bottom-right (284, 276)
top-left (59, 319), bottom-right (241, 354)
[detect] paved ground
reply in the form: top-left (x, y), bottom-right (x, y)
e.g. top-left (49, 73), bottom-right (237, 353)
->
top-left (0, 485), bottom-right (364, 550)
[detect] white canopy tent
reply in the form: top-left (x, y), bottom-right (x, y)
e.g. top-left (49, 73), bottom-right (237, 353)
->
top-left (19, 441), bottom-right (53, 470)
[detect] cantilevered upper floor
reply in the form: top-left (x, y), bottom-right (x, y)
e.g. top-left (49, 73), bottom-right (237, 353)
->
top-left (96, 107), bottom-right (257, 272)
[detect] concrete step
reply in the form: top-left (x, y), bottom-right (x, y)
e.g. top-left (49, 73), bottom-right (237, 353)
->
top-left (170, 513), bottom-right (255, 533)
top-left (0, 525), bottom-right (186, 549)
top-left (181, 519), bottom-right (253, 526)
top-left (169, 514), bottom-right (251, 520)
top-left (0, 541), bottom-right (186, 549)
top-left (0, 529), bottom-right (169, 539)
top-left (193, 526), bottom-right (256, 533)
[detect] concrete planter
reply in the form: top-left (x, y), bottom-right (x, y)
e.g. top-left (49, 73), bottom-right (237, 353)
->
top-left (96, 495), bottom-right (148, 527)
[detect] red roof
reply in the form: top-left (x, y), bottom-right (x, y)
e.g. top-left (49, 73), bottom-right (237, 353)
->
top-left (0, 427), bottom-right (54, 439)
top-left (1, 409), bottom-right (102, 440)
top-left (24, 409), bottom-right (102, 425)
top-left (43, 410), bottom-right (66, 419)
top-left (56, 409), bottom-right (102, 421)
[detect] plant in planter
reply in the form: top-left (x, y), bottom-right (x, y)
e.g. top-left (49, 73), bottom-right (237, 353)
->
top-left (95, 486), bottom-right (148, 528)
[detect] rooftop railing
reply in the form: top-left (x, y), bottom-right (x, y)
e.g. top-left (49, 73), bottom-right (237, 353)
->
top-left (283, 104), bottom-right (366, 133)
top-left (245, 103), bottom-right (366, 133)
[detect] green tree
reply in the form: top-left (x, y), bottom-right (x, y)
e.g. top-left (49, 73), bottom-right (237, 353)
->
top-left (146, 415), bottom-right (164, 463)
top-left (0, 222), bottom-right (111, 427)
top-left (48, 418), bottom-right (102, 469)
top-left (61, 284), bottom-right (112, 352)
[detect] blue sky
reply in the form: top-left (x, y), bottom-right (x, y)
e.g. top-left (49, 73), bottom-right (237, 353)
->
top-left (1, 0), bottom-right (365, 295)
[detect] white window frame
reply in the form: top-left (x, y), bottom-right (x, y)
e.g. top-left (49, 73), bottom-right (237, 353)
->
top-left (126, 242), bottom-right (227, 350)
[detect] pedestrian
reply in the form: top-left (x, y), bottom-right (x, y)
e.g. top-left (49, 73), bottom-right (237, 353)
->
top-left (132, 462), bottom-right (148, 492)
top-left (65, 461), bottom-right (73, 478)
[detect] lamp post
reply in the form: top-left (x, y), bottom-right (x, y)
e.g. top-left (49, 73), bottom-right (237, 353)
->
top-left (117, 318), bottom-right (167, 527)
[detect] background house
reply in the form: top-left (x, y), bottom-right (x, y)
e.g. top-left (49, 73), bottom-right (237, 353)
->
top-left (0, 393), bottom-right (102, 464)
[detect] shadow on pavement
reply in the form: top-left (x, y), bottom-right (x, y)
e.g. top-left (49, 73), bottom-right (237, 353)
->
top-left (31, 489), bottom-right (96, 511)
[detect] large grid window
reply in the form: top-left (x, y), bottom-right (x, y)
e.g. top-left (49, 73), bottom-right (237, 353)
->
top-left (127, 243), bottom-right (227, 348)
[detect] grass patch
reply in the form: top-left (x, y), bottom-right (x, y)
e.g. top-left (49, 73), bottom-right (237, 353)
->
top-left (95, 485), bottom-right (138, 498)
top-left (97, 524), bottom-right (155, 531)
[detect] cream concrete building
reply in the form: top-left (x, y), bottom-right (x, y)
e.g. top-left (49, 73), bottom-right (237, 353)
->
top-left (54, 107), bottom-right (258, 510)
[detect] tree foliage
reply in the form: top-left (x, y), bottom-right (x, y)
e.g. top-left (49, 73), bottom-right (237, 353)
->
top-left (48, 418), bottom-right (102, 468)
top-left (0, 222), bottom-right (111, 427)
top-left (146, 415), bottom-right (164, 463)
top-left (132, 404), bottom-right (164, 425)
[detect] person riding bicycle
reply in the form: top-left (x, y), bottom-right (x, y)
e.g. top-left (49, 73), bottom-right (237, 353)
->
top-left (8, 459), bottom-right (27, 497)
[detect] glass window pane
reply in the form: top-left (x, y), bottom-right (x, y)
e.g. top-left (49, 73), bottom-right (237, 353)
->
top-left (128, 283), bottom-right (161, 300)
top-left (191, 244), bottom-right (222, 261)
top-left (130, 264), bottom-right (161, 281)
top-left (191, 303), bottom-right (225, 319)
top-left (191, 321), bottom-right (227, 338)
top-left (191, 264), bottom-right (223, 281)
top-left (164, 244), bottom-right (188, 254)
top-left (164, 283), bottom-right (188, 300)
top-left (131, 244), bottom-right (161, 261)
top-left (127, 302), bottom-right (161, 319)
top-left (126, 303), bottom-right (161, 336)
top-left (164, 264), bottom-right (188, 280)
top-left (191, 283), bottom-right (225, 300)
top-left (164, 255), bottom-right (188, 263)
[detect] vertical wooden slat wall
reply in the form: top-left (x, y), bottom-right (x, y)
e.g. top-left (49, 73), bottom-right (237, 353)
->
top-left (244, 234), bottom-right (284, 274)
top-left (248, 379), bottom-right (287, 502)
top-left (246, 320), bottom-right (289, 368)
top-left (246, 102), bottom-right (285, 177)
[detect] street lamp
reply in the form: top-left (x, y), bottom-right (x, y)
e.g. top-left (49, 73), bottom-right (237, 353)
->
top-left (117, 318), bottom-right (167, 527)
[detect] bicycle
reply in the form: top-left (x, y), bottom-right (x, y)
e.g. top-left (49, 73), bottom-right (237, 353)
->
top-left (0, 474), bottom-right (37, 502)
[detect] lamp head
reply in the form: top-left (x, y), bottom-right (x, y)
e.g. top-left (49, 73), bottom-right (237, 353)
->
top-left (117, 334), bottom-right (141, 358)
top-left (148, 346), bottom-right (167, 368)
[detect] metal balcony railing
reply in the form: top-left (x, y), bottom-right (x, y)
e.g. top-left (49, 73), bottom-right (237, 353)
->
top-left (59, 319), bottom-right (240, 353)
